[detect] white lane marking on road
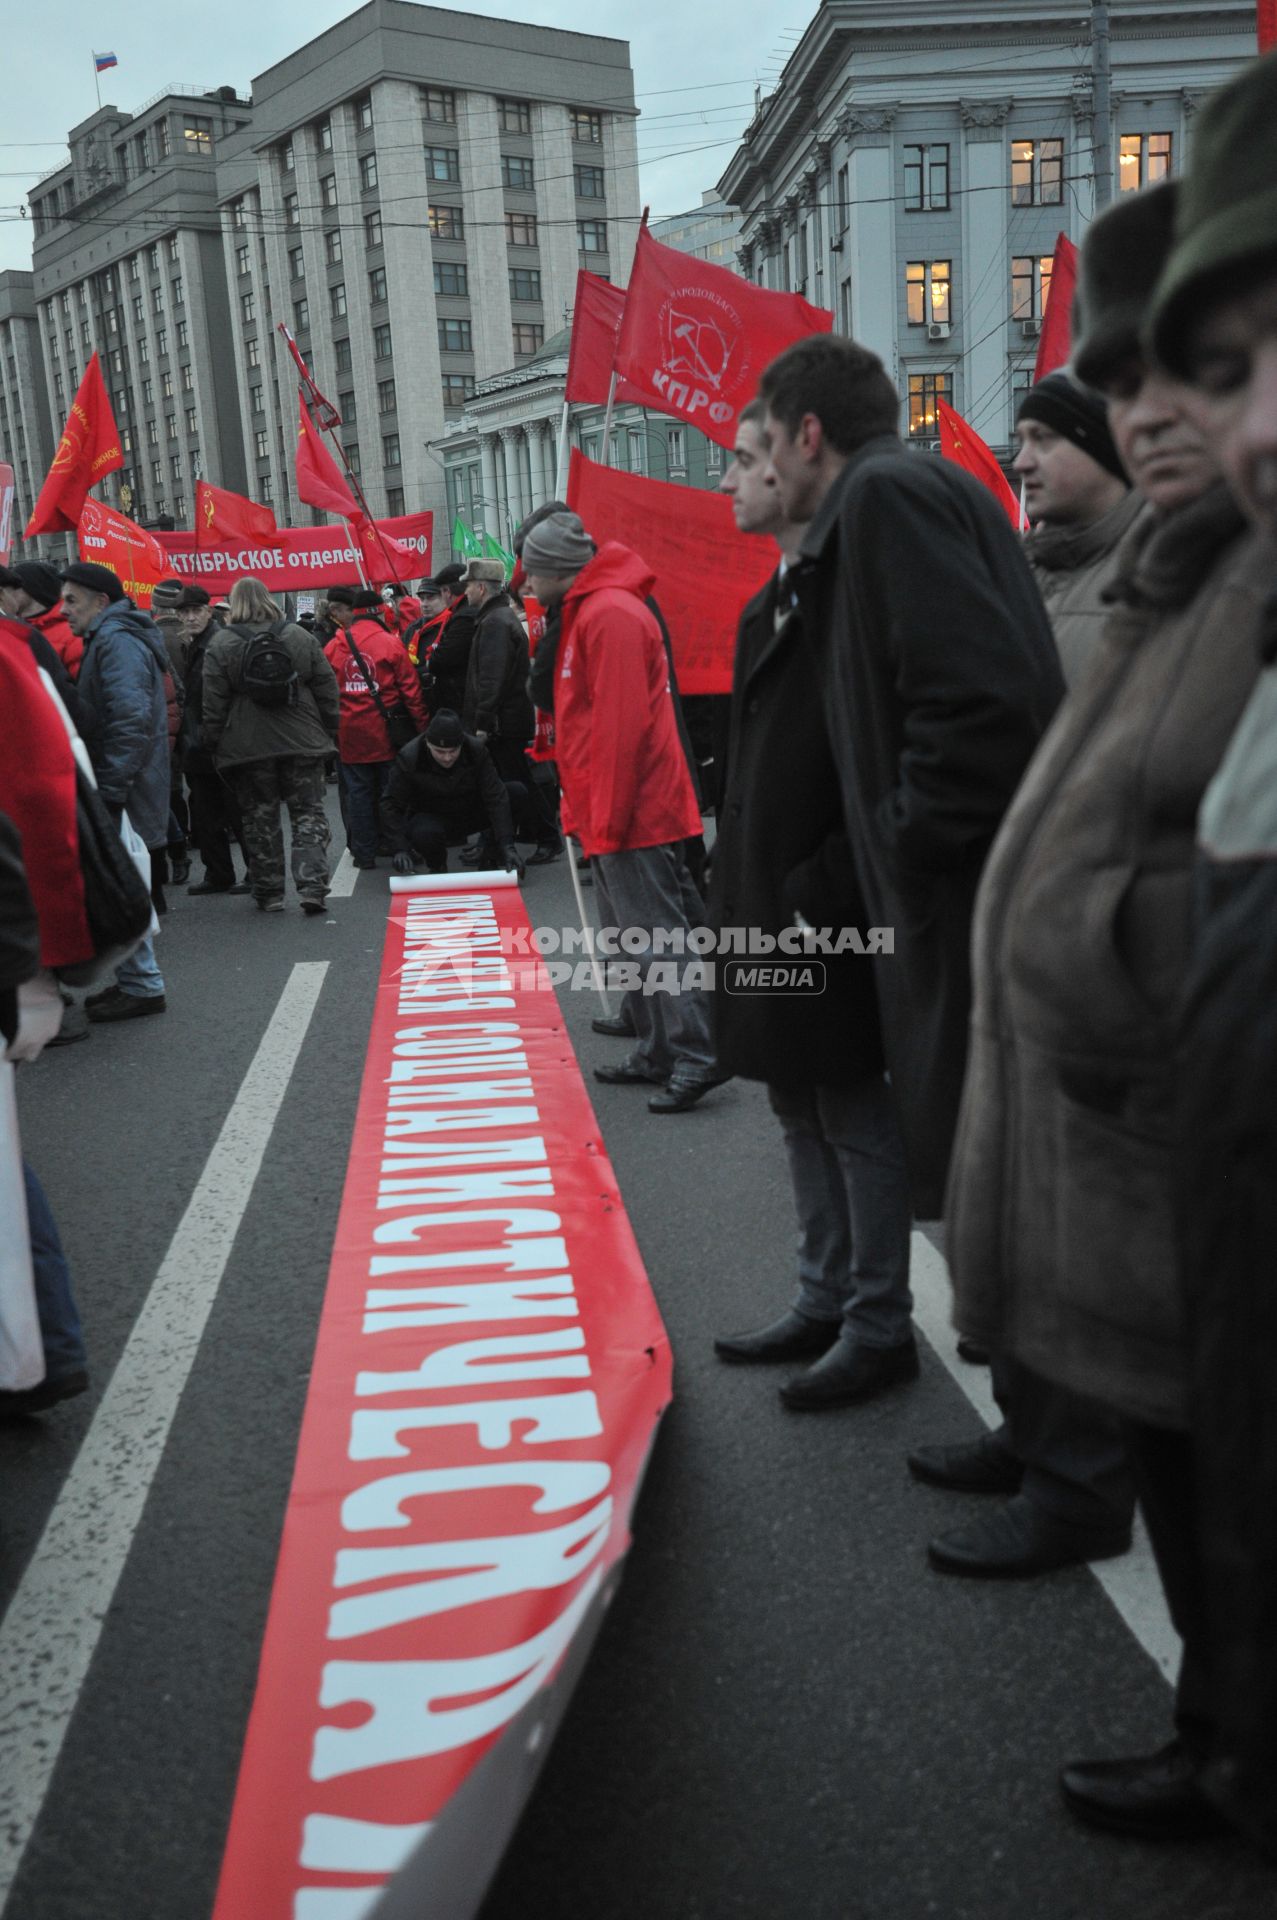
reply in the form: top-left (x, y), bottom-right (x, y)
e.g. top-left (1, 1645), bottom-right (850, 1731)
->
top-left (327, 849), bottom-right (358, 897)
top-left (0, 961), bottom-right (330, 1908)
top-left (909, 1229), bottom-right (1180, 1683)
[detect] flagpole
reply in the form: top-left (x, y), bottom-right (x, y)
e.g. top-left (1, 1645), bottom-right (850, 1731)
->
top-left (599, 373), bottom-right (619, 471)
top-left (279, 325), bottom-right (403, 587)
top-left (1018, 477), bottom-right (1029, 533)
top-left (566, 835), bottom-right (611, 1017)
top-left (554, 398), bottom-right (571, 498)
top-left (93, 55), bottom-right (101, 111)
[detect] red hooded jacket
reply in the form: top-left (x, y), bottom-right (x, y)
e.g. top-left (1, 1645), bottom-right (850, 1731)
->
top-left (31, 602), bottom-right (84, 681)
top-left (552, 542), bottom-right (702, 857)
top-left (0, 621), bottom-right (93, 967)
top-left (325, 614), bottom-right (427, 763)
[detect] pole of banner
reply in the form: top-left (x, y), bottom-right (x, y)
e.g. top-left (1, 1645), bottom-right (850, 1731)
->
top-left (92, 57), bottom-right (101, 112)
top-left (566, 835), bottom-right (611, 1017)
top-left (554, 397), bottom-right (571, 498)
top-left (1018, 477), bottom-right (1029, 533)
top-left (280, 325), bottom-right (405, 588)
top-left (599, 373), bottom-right (619, 471)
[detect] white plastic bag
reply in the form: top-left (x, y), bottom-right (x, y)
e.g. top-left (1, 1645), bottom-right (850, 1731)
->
top-left (0, 1062), bottom-right (45, 1392)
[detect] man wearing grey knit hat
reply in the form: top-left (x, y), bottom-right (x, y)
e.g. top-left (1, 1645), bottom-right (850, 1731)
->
top-left (523, 513), bottom-right (728, 1113)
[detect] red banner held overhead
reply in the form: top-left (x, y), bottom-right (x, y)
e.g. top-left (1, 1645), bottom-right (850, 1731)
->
top-left (564, 270), bottom-right (648, 407)
top-left (25, 351), bottom-right (123, 537)
top-left (77, 498), bottom-right (169, 606)
top-left (161, 511), bottom-right (433, 592)
top-left (296, 393), bottom-right (361, 519)
top-left (1033, 232), bottom-right (1079, 383)
top-left (937, 399), bottom-right (1025, 530)
top-left (1260, 1), bottom-right (1277, 50)
top-left (195, 479), bottom-right (278, 545)
top-left (567, 449), bottom-right (775, 694)
top-left (614, 225), bottom-right (833, 451)
top-left (211, 877), bottom-right (672, 1918)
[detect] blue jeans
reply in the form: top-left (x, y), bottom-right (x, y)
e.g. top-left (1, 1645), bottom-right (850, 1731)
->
top-left (768, 1075), bottom-right (913, 1349)
top-left (116, 931), bottom-right (165, 999)
top-left (24, 1162), bottom-right (86, 1378)
top-left (342, 761), bottom-right (391, 863)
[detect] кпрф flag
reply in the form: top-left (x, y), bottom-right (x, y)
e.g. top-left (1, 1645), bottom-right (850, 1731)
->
top-left (614, 224), bottom-right (833, 449)
top-left (25, 351), bottom-right (122, 536)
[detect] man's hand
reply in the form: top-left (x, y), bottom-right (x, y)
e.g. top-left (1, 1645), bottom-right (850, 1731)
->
top-left (5, 971), bottom-right (63, 1063)
top-left (502, 844), bottom-right (526, 882)
top-left (392, 851), bottom-right (415, 876)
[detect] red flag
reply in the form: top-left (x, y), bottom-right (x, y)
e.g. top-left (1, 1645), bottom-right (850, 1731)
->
top-left (77, 498), bottom-right (168, 606)
top-left (566, 448), bottom-right (775, 693)
top-left (565, 270), bottom-right (648, 406)
top-left (614, 226), bottom-right (833, 451)
top-left (1260, 1), bottom-right (1277, 49)
top-left (937, 399), bottom-right (1025, 531)
top-left (352, 512), bottom-right (419, 584)
top-left (25, 352), bottom-right (123, 536)
top-left (278, 322), bottom-right (342, 431)
top-left (195, 479), bottom-right (277, 546)
top-left (295, 394), bottom-right (360, 519)
top-left (1033, 233), bottom-right (1079, 382)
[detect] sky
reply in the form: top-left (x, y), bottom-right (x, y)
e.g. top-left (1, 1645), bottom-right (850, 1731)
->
top-left (2, 0), bottom-right (811, 275)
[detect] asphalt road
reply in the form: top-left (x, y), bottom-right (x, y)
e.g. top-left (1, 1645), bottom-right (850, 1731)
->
top-left (2, 808), bottom-right (1273, 1920)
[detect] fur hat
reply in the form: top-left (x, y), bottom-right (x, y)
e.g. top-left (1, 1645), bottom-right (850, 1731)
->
top-left (464, 558), bottom-right (507, 586)
top-left (1149, 51), bottom-right (1277, 375)
top-left (1073, 182), bottom-right (1178, 390)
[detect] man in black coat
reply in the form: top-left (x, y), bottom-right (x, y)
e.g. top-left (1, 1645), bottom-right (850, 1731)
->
top-left (175, 585), bottom-right (248, 896)
top-left (759, 337), bottom-right (1063, 1219)
top-left (383, 709), bottom-right (522, 876)
top-left (461, 558), bottom-right (559, 858)
top-left (709, 401), bottom-right (915, 1410)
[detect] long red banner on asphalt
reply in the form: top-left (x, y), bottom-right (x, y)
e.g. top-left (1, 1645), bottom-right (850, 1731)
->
top-left (160, 510), bottom-right (433, 592)
top-left (566, 448), bottom-right (775, 694)
top-left (211, 877), bottom-right (672, 1917)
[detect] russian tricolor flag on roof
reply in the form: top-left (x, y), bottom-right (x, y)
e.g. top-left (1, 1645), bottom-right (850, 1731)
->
top-left (93, 51), bottom-right (118, 72)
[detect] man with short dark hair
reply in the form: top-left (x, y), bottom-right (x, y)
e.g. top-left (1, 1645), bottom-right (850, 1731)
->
top-left (383, 708), bottom-right (522, 876)
top-left (60, 561), bottom-right (170, 1019)
top-left (461, 557), bottom-right (559, 862)
top-left (0, 561), bottom-right (83, 679)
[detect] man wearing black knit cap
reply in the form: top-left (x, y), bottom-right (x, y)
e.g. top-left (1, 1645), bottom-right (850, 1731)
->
top-left (382, 708), bottom-right (521, 877)
top-left (1014, 369), bottom-right (1143, 686)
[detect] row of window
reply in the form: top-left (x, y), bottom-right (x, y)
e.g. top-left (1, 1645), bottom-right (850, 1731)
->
top-left (902, 253), bottom-right (1061, 326)
top-left (832, 130), bottom-right (1174, 226)
top-left (276, 94), bottom-right (603, 169)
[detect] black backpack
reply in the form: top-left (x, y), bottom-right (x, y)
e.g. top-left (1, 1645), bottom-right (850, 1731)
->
top-left (232, 620), bottom-right (298, 708)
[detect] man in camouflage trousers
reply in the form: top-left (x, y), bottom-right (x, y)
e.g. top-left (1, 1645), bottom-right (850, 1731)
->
top-left (232, 760), bottom-right (332, 910)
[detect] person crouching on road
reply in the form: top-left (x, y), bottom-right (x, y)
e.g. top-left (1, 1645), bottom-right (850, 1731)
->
top-left (199, 576), bottom-right (340, 914)
top-left (324, 584), bottom-right (427, 869)
top-left (522, 511), bottom-right (728, 1115)
top-left (383, 709), bottom-right (524, 878)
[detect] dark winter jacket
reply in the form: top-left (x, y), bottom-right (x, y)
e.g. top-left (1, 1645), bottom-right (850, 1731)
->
top-left (0, 809), bottom-right (39, 1045)
top-left (708, 569), bottom-right (884, 1089)
top-left (462, 592), bottom-right (534, 742)
top-left (946, 486), bottom-right (1267, 1427)
top-left (1174, 595), bottom-right (1277, 1856)
top-left (177, 615), bottom-right (224, 754)
top-left (1023, 488), bottom-right (1145, 687)
top-left (381, 735), bottom-right (514, 851)
top-left (421, 602), bottom-right (474, 716)
top-left (793, 435), bottom-right (1063, 1216)
top-left (75, 599), bottom-right (172, 848)
top-left (202, 621), bottom-right (340, 769)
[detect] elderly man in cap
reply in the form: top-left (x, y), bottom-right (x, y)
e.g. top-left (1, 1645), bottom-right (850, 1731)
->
top-left (1013, 370), bottom-right (1142, 686)
top-left (0, 561), bottom-right (83, 679)
top-left (382, 708), bottom-right (523, 878)
top-left (461, 557), bottom-right (559, 863)
top-left (522, 511), bottom-right (726, 1113)
top-left (60, 561), bottom-right (171, 1019)
top-left (1119, 46), bottom-right (1277, 1861)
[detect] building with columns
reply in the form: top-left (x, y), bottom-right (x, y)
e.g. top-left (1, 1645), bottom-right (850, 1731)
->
top-left (717, 0), bottom-right (1254, 454)
top-left (212, 0), bottom-right (641, 536)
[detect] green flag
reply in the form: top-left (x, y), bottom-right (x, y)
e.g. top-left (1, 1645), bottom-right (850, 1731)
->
top-left (482, 531), bottom-right (516, 574)
top-left (451, 515), bottom-right (483, 558)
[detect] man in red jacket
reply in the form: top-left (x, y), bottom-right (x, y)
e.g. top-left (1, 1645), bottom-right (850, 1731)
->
top-left (0, 563), bottom-right (84, 679)
top-left (522, 512), bottom-right (727, 1114)
top-left (324, 585), bottom-right (427, 868)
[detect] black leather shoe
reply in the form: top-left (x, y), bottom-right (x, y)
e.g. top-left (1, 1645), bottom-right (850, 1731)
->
top-left (714, 1309), bottom-right (841, 1365)
top-left (169, 855), bottom-right (192, 885)
top-left (927, 1494), bottom-right (1132, 1579)
top-left (648, 1071), bottom-right (732, 1113)
top-left (188, 879), bottom-right (234, 895)
top-left (86, 989), bottom-right (167, 1023)
top-left (907, 1432), bottom-right (1023, 1495)
top-left (780, 1337), bottom-right (920, 1410)
top-left (1060, 1740), bottom-right (1231, 1841)
top-left (593, 1059), bottom-right (666, 1087)
top-left (592, 1013), bottom-right (634, 1039)
top-left (0, 1367), bottom-right (89, 1418)
top-left (525, 841), bottom-right (563, 866)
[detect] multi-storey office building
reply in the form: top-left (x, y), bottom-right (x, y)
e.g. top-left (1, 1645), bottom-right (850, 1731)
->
top-left (717, 0), bottom-right (1254, 453)
top-left (650, 192), bottom-right (742, 267)
top-left (0, 274), bottom-right (56, 563)
top-left (25, 88), bottom-right (254, 551)
top-left (213, 0), bottom-right (641, 533)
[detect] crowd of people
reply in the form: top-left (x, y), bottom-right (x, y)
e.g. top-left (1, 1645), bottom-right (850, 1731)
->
top-left (2, 42), bottom-right (1274, 1869)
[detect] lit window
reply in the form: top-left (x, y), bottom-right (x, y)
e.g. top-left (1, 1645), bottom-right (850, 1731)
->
top-left (1010, 137), bottom-right (1063, 206)
top-left (908, 371), bottom-right (953, 438)
top-left (1119, 131), bottom-right (1173, 192)
top-left (428, 205), bottom-right (463, 241)
top-left (1010, 255), bottom-right (1055, 321)
top-left (905, 260), bottom-right (950, 326)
